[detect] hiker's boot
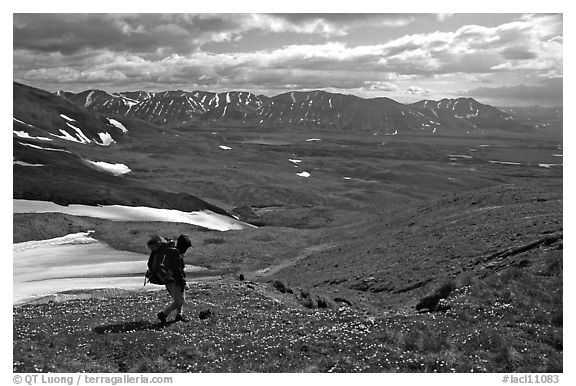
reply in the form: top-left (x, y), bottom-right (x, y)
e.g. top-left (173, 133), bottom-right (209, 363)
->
top-left (175, 314), bottom-right (189, 322)
top-left (157, 312), bottom-right (167, 324)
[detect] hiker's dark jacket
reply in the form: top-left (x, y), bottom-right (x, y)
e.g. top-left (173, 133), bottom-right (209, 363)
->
top-left (147, 243), bottom-right (186, 286)
top-left (170, 250), bottom-right (186, 286)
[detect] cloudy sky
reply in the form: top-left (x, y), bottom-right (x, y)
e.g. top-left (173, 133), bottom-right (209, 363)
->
top-left (13, 12), bottom-right (563, 107)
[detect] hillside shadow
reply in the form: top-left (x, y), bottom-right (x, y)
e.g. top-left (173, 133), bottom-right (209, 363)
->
top-left (92, 320), bottom-right (175, 334)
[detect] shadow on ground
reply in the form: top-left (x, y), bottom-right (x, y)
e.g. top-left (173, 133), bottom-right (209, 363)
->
top-left (92, 320), bottom-right (174, 334)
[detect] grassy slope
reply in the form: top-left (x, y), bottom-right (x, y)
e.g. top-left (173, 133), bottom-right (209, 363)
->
top-left (13, 258), bottom-right (562, 373)
top-left (269, 180), bottom-right (563, 311)
top-left (13, 181), bottom-right (562, 373)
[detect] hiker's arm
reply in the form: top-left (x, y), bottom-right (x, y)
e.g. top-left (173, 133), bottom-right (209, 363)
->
top-left (147, 252), bottom-right (154, 269)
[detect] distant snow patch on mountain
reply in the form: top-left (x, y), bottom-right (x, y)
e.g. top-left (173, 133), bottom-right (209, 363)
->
top-left (13, 117), bottom-right (37, 128)
top-left (538, 163), bottom-right (562, 168)
top-left (59, 114), bottom-right (75, 122)
top-left (289, 159), bottom-right (302, 164)
top-left (305, 138), bottom-right (321, 142)
top-left (18, 141), bottom-right (70, 153)
top-left (85, 160), bottom-right (131, 176)
top-left (53, 129), bottom-right (84, 143)
top-left (489, 160), bottom-right (522, 166)
top-left (97, 132), bottom-right (115, 146)
top-left (296, 171), bottom-right (310, 177)
top-left (84, 90), bottom-right (96, 107)
top-left (66, 122), bottom-right (92, 143)
top-left (13, 130), bottom-right (52, 141)
top-left (13, 159), bottom-right (43, 167)
top-left (219, 145), bottom-right (232, 150)
top-left (107, 118), bottom-right (128, 133)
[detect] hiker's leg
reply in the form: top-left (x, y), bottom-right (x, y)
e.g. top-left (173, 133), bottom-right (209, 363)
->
top-left (163, 282), bottom-right (181, 316)
top-left (176, 285), bottom-right (185, 316)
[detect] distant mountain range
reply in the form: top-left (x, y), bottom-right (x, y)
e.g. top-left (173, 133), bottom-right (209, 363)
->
top-left (12, 81), bottom-right (563, 223)
top-left (55, 85), bottom-right (547, 136)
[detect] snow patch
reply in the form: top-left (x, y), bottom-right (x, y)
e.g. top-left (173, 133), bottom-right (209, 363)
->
top-left (219, 145), bottom-right (232, 150)
top-left (13, 130), bottom-right (52, 141)
top-left (66, 122), bottom-right (92, 143)
top-left (306, 138), bottom-right (321, 142)
top-left (341, 177), bottom-right (377, 183)
top-left (13, 159), bottom-right (43, 167)
top-left (18, 141), bottom-right (70, 153)
top-left (447, 154), bottom-right (473, 159)
top-left (488, 160), bottom-right (522, 166)
top-left (53, 129), bottom-right (84, 143)
top-left (85, 160), bottom-right (131, 176)
top-left (13, 117), bottom-right (36, 128)
top-left (289, 159), bottom-right (302, 164)
top-left (13, 231), bottom-right (153, 305)
top-left (107, 118), bottom-right (128, 133)
top-left (290, 92), bottom-right (296, 103)
top-left (296, 171), bottom-right (310, 178)
top-left (97, 132), bottom-right (115, 146)
top-left (14, 200), bottom-right (255, 231)
top-left (59, 114), bottom-right (75, 122)
top-left (538, 163), bottom-right (562, 168)
top-left (84, 90), bottom-right (96, 107)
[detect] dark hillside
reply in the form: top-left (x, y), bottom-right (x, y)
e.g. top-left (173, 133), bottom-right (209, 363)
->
top-left (13, 82), bottom-right (126, 144)
top-left (269, 180), bottom-right (562, 311)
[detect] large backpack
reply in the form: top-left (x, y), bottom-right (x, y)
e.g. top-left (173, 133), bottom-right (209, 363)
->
top-left (145, 241), bottom-right (181, 285)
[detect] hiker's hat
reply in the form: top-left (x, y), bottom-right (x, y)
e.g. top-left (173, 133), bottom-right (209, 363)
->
top-left (177, 234), bottom-right (192, 251)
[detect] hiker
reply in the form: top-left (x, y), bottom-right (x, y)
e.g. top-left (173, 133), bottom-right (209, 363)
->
top-left (146, 234), bottom-right (192, 323)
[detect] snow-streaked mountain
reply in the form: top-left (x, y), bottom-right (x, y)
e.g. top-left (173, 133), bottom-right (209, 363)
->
top-left (408, 97), bottom-right (523, 133)
top-left (64, 89), bottom-right (267, 126)
top-left (14, 82), bottom-right (130, 147)
top-left (59, 87), bottom-right (539, 135)
top-left (411, 98), bottom-right (511, 121)
top-left (13, 82), bottom-right (243, 220)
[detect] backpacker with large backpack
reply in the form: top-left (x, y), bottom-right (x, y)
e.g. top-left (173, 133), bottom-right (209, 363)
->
top-left (145, 237), bottom-right (183, 286)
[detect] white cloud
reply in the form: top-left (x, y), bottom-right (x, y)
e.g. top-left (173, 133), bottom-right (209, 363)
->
top-left (404, 86), bottom-right (433, 96)
top-left (14, 13), bottom-right (562, 107)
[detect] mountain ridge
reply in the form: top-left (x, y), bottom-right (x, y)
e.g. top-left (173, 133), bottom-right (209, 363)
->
top-left (44, 82), bottom-right (544, 136)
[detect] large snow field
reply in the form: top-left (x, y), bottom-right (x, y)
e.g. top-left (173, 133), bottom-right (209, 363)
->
top-left (13, 199), bottom-right (254, 231)
top-left (13, 232), bottom-right (207, 305)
